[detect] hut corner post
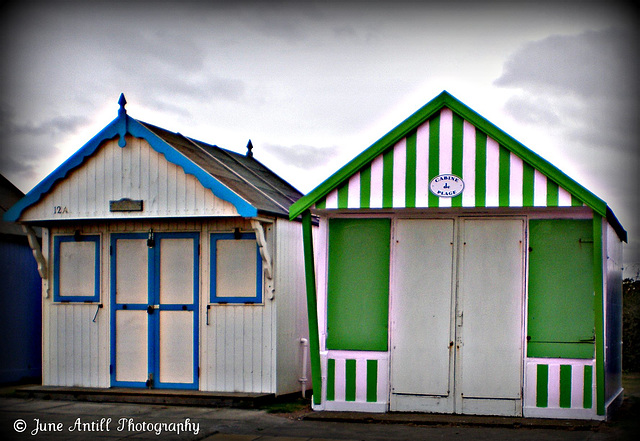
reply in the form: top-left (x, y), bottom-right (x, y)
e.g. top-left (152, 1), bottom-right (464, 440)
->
top-left (302, 210), bottom-right (322, 406)
top-left (593, 214), bottom-right (605, 416)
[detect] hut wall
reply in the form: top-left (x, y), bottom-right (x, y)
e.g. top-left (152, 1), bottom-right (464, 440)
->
top-left (42, 217), bottom-right (304, 394)
top-left (604, 221), bottom-right (623, 410)
top-left (273, 218), bottom-right (311, 395)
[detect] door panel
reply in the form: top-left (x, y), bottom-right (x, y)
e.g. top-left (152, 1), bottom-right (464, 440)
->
top-left (390, 219), bottom-right (454, 412)
top-left (527, 220), bottom-right (594, 358)
top-left (159, 238), bottom-right (195, 305)
top-left (115, 238), bottom-right (148, 304)
top-left (457, 219), bottom-right (524, 415)
top-left (115, 310), bottom-right (148, 382)
top-left (159, 310), bottom-right (194, 384)
top-left (327, 218), bottom-right (390, 351)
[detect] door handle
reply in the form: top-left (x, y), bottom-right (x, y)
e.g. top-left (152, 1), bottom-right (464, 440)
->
top-left (147, 305), bottom-right (159, 314)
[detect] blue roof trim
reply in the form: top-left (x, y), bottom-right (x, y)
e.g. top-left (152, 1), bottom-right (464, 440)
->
top-left (3, 112), bottom-right (257, 221)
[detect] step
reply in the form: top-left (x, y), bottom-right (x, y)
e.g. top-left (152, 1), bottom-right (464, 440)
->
top-left (14, 385), bottom-right (275, 408)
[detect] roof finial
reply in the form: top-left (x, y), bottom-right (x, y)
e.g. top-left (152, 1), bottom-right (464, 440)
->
top-left (246, 139), bottom-right (254, 158)
top-left (118, 93), bottom-right (127, 116)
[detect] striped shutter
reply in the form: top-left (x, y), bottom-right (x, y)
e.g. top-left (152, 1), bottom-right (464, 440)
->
top-left (315, 107), bottom-right (584, 210)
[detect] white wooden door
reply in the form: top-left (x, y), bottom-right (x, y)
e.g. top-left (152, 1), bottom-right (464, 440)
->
top-left (456, 219), bottom-right (524, 416)
top-left (111, 232), bottom-right (199, 389)
top-left (390, 219), bottom-right (455, 412)
top-left (389, 218), bottom-right (525, 416)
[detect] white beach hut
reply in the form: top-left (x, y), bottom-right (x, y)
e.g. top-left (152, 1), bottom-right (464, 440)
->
top-left (4, 95), bottom-right (310, 397)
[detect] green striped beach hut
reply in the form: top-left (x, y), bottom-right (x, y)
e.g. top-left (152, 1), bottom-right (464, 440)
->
top-left (289, 91), bottom-right (626, 420)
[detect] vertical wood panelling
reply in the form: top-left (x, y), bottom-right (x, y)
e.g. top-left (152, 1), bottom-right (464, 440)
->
top-left (201, 218), bottom-right (275, 394)
top-left (274, 219), bottom-right (309, 395)
top-left (20, 136), bottom-right (239, 221)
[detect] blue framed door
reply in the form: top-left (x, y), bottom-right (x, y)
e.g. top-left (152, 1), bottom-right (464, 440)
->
top-left (110, 232), bottom-right (199, 389)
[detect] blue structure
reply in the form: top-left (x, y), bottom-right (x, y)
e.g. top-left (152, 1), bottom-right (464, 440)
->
top-left (0, 174), bottom-right (42, 384)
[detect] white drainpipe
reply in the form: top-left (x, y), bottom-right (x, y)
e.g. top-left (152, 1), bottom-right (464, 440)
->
top-left (299, 338), bottom-right (309, 398)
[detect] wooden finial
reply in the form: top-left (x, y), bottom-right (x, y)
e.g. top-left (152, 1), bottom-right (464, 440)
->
top-left (118, 93), bottom-right (127, 116)
top-left (246, 139), bottom-right (254, 158)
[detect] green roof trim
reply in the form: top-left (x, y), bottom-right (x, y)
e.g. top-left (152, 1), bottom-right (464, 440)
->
top-left (289, 91), bottom-right (626, 242)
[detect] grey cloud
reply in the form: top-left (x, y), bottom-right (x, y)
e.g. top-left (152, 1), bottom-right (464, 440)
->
top-left (0, 105), bottom-right (83, 181)
top-left (4, 115), bottom-right (89, 137)
top-left (494, 28), bottom-right (638, 99)
top-left (265, 143), bottom-right (341, 169)
top-left (503, 95), bottom-right (561, 126)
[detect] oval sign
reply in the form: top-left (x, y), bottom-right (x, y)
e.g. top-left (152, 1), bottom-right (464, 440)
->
top-left (429, 174), bottom-right (465, 197)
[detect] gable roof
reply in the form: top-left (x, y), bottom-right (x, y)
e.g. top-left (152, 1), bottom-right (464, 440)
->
top-left (4, 94), bottom-right (302, 222)
top-left (289, 91), bottom-right (626, 242)
top-left (0, 174), bottom-right (28, 235)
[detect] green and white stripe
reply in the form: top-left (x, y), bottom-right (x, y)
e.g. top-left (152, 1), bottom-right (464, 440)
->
top-left (316, 108), bottom-right (583, 210)
top-left (524, 358), bottom-right (598, 419)
top-left (319, 351), bottom-right (389, 412)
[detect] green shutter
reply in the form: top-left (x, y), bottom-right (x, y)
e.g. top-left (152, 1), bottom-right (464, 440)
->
top-left (527, 219), bottom-right (595, 358)
top-left (327, 218), bottom-right (390, 351)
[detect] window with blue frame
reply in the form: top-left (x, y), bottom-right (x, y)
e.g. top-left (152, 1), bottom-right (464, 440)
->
top-left (53, 234), bottom-right (101, 302)
top-left (210, 232), bottom-right (262, 304)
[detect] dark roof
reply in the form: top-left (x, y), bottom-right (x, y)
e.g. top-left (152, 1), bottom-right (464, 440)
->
top-left (140, 121), bottom-right (303, 218)
top-left (1, 174), bottom-right (28, 235)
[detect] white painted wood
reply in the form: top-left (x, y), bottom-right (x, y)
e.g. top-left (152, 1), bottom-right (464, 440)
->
top-left (457, 219), bottom-right (524, 416)
top-left (20, 136), bottom-right (240, 221)
top-left (509, 153), bottom-right (524, 207)
top-left (393, 139), bottom-right (406, 208)
top-left (548, 363), bottom-right (561, 408)
top-left (274, 219), bottom-right (311, 395)
top-left (159, 311), bottom-right (193, 384)
top-left (370, 154), bottom-right (384, 208)
top-left (115, 310), bottom-right (148, 382)
top-left (438, 108), bottom-right (453, 208)
top-left (334, 358), bottom-right (346, 402)
top-left (485, 137), bottom-right (500, 207)
top-left (59, 241), bottom-right (96, 297)
top-left (390, 219), bottom-right (454, 412)
top-left (159, 237), bottom-right (194, 305)
top-left (41, 217), bottom-right (305, 395)
top-left (43, 225), bottom-right (109, 388)
top-left (201, 218), bottom-right (276, 394)
top-left (115, 238), bottom-right (147, 304)
top-left (533, 169), bottom-right (547, 206)
top-left (348, 172), bottom-right (361, 209)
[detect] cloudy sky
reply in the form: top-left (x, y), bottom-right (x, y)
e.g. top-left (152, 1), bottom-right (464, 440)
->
top-left (1, 0), bottom-right (638, 276)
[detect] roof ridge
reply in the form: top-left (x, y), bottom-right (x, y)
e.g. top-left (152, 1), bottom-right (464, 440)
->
top-left (177, 133), bottom-right (292, 214)
top-left (211, 142), bottom-right (301, 205)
